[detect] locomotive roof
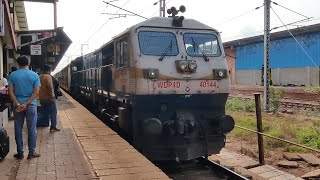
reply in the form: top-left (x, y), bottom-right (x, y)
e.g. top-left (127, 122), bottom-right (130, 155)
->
top-left (113, 17), bottom-right (218, 39)
top-left (136, 17), bottom-right (216, 30)
top-left (80, 17), bottom-right (219, 57)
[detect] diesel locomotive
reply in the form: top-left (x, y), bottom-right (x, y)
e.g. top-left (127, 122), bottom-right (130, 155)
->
top-left (56, 9), bottom-right (235, 161)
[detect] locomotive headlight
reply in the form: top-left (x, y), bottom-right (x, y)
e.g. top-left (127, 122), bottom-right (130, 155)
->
top-left (176, 60), bottom-right (189, 72)
top-left (179, 61), bottom-right (189, 71)
top-left (188, 61), bottom-right (197, 72)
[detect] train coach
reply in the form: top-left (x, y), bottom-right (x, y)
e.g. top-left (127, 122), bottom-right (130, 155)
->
top-left (56, 9), bottom-right (235, 161)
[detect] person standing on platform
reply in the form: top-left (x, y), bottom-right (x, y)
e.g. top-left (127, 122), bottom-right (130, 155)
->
top-left (51, 75), bottom-right (61, 99)
top-left (8, 66), bottom-right (17, 79)
top-left (39, 64), bottom-right (60, 132)
top-left (0, 73), bottom-right (8, 88)
top-left (9, 66), bottom-right (17, 74)
top-left (8, 55), bottom-right (41, 159)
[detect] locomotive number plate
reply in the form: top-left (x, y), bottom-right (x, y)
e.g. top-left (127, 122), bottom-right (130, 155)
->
top-left (151, 80), bottom-right (219, 94)
top-left (153, 81), bottom-right (181, 89)
top-left (199, 81), bottom-right (217, 88)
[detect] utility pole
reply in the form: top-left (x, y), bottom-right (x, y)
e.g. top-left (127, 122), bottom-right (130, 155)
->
top-left (263, 0), bottom-right (271, 111)
top-left (81, 44), bottom-right (89, 56)
top-left (54, 0), bottom-right (57, 29)
top-left (159, 0), bottom-right (166, 17)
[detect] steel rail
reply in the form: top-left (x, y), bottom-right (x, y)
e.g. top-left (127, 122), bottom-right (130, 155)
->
top-left (199, 158), bottom-right (250, 180)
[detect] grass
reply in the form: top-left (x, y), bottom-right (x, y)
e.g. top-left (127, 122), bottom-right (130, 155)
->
top-left (226, 97), bottom-right (255, 112)
top-left (298, 109), bottom-right (320, 118)
top-left (296, 126), bottom-right (320, 149)
top-left (226, 97), bottom-right (320, 153)
top-left (303, 85), bottom-right (320, 93)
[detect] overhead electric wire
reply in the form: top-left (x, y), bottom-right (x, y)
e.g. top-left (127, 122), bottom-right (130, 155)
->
top-left (271, 7), bottom-right (318, 67)
top-left (271, 1), bottom-right (310, 19)
top-left (271, 17), bottom-right (313, 31)
top-left (148, 0), bottom-right (171, 18)
top-left (103, 1), bottom-right (147, 19)
top-left (215, 4), bottom-right (264, 27)
top-left (220, 2), bottom-right (311, 41)
top-left (58, 2), bottom-right (109, 62)
top-left (223, 17), bottom-right (315, 43)
top-left (59, 0), bottom-right (131, 69)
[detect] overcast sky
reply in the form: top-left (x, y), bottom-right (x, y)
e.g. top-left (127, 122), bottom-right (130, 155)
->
top-left (24, 0), bottom-right (320, 72)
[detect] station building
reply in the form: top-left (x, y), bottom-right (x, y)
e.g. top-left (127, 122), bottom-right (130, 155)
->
top-left (0, 0), bottom-right (23, 79)
top-left (0, 0), bottom-right (71, 82)
top-left (224, 23), bottom-right (320, 86)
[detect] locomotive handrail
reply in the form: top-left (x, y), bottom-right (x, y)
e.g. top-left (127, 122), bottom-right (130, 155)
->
top-left (72, 64), bottom-right (114, 73)
top-left (100, 64), bottom-right (115, 68)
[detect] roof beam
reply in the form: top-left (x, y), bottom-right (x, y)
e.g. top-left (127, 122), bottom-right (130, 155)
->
top-left (14, 0), bottom-right (58, 3)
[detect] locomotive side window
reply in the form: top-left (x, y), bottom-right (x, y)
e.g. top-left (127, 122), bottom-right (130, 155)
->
top-left (138, 31), bottom-right (178, 56)
top-left (184, 33), bottom-right (221, 57)
top-left (116, 37), bottom-right (129, 67)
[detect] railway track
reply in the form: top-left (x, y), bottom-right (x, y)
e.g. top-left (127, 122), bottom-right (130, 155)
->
top-left (156, 157), bottom-right (249, 180)
top-left (230, 86), bottom-right (320, 102)
top-left (76, 97), bottom-right (249, 180)
top-left (229, 94), bottom-right (320, 111)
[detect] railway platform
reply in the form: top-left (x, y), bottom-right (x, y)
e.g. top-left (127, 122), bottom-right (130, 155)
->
top-left (0, 92), bottom-right (169, 180)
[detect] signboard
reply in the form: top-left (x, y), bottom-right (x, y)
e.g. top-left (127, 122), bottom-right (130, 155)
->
top-left (47, 44), bottom-right (60, 52)
top-left (0, 3), bottom-right (4, 36)
top-left (30, 45), bottom-right (42, 55)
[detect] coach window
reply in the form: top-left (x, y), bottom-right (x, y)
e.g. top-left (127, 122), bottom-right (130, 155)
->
top-left (116, 37), bottom-right (129, 68)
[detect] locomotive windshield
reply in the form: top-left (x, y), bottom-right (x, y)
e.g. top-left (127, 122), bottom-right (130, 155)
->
top-left (138, 31), bottom-right (179, 56)
top-left (184, 33), bottom-right (221, 57)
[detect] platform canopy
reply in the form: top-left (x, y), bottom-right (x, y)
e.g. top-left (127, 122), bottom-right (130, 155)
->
top-left (14, 0), bottom-right (58, 3)
top-left (16, 27), bottom-right (72, 72)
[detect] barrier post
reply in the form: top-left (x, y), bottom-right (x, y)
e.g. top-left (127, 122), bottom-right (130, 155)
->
top-left (254, 93), bottom-right (265, 165)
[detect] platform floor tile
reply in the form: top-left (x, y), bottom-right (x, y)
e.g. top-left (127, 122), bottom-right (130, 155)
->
top-left (58, 93), bottom-right (170, 180)
top-left (14, 99), bottom-right (96, 180)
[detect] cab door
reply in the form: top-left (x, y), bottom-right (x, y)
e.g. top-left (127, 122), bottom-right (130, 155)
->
top-left (114, 36), bottom-right (130, 94)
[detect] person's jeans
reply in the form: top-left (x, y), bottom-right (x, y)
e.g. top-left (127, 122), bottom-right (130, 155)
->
top-left (14, 105), bottom-right (37, 155)
top-left (40, 99), bottom-right (57, 129)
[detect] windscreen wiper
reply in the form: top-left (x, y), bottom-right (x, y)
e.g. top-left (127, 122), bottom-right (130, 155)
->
top-left (159, 40), bottom-right (173, 61)
top-left (191, 37), bottom-right (209, 61)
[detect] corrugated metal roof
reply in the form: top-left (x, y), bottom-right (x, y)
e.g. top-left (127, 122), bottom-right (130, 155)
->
top-left (15, 0), bottom-right (58, 3)
top-left (15, 1), bottom-right (28, 31)
top-left (235, 32), bottom-right (320, 69)
top-left (17, 27), bottom-right (72, 70)
top-left (223, 23), bottom-right (320, 48)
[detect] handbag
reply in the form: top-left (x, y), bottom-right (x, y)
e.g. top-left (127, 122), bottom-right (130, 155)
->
top-left (56, 88), bottom-right (62, 97)
top-left (0, 128), bottom-right (10, 161)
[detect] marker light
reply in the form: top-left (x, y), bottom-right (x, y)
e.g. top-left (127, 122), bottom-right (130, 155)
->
top-left (213, 69), bottom-right (228, 79)
top-left (143, 69), bottom-right (159, 79)
top-left (149, 70), bottom-right (156, 78)
top-left (218, 71), bottom-right (224, 77)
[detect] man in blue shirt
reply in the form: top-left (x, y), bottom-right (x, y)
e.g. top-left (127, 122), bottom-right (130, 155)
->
top-left (8, 56), bottom-right (41, 159)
